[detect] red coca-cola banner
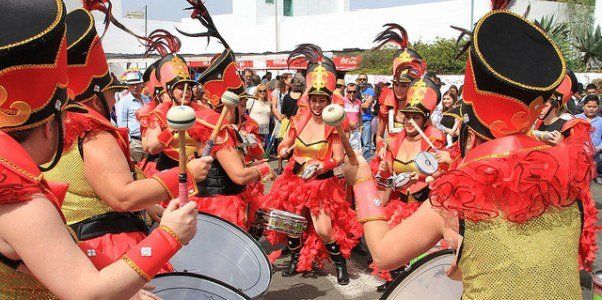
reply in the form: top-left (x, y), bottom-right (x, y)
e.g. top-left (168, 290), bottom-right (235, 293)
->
top-left (188, 60), bottom-right (211, 68)
top-left (333, 55), bottom-right (362, 71)
top-left (237, 60), bottom-right (254, 69)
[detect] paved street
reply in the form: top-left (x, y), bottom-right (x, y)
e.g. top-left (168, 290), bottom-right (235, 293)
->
top-left (259, 160), bottom-right (602, 299)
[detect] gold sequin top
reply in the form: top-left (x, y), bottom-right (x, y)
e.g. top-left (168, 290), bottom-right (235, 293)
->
top-left (0, 262), bottom-right (57, 299)
top-left (44, 144), bottom-right (113, 225)
top-left (392, 158), bottom-right (419, 174)
top-left (293, 137), bottom-right (329, 163)
top-left (165, 131), bottom-right (198, 161)
top-left (459, 203), bottom-right (582, 300)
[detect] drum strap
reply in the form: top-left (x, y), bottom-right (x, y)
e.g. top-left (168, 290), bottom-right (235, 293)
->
top-left (457, 219), bottom-right (465, 264)
top-left (0, 252), bottom-right (21, 270)
top-left (70, 211), bottom-right (149, 241)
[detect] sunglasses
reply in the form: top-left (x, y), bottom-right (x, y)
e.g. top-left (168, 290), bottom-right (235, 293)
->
top-left (358, 78), bottom-right (367, 82)
top-left (347, 91), bottom-right (357, 94)
top-left (258, 90), bottom-right (267, 92)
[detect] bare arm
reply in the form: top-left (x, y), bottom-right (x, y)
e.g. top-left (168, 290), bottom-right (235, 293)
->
top-left (361, 94), bottom-right (373, 110)
top-left (271, 94), bottom-right (283, 121)
top-left (142, 124), bottom-right (165, 155)
top-left (215, 147), bottom-right (260, 185)
top-left (83, 131), bottom-right (169, 211)
top-left (0, 198), bottom-right (147, 300)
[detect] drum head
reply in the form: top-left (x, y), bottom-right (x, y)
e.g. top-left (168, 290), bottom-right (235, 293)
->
top-left (414, 151), bottom-right (439, 175)
top-left (381, 250), bottom-right (463, 300)
top-left (170, 213), bottom-right (272, 298)
top-left (150, 272), bottom-right (250, 300)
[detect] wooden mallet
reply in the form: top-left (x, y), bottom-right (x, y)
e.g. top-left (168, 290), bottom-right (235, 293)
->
top-left (322, 104), bottom-right (359, 166)
top-left (201, 90), bottom-right (240, 157)
top-left (166, 103), bottom-right (197, 205)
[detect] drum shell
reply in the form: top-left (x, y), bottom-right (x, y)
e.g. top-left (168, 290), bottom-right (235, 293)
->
top-left (168, 213), bottom-right (272, 299)
top-left (591, 270), bottom-right (602, 300)
top-left (150, 272), bottom-right (250, 300)
top-left (255, 209), bottom-right (308, 237)
top-left (381, 249), bottom-right (462, 300)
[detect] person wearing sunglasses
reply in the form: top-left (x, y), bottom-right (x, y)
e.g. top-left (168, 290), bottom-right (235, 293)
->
top-left (344, 83), bottom-right (363, 151)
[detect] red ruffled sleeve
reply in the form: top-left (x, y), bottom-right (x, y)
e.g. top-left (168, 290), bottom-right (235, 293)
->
top-left (430, 127), bottom-right (598, 270)
top-left (63, 108), bottom-right (131, 158)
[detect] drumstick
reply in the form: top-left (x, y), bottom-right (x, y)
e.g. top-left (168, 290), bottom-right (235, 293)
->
top-left (166, 84), bottom-right (196, 205)
top-left (201, 91), bottom-right (240, 157)
top-left (408, 118), bottom-right (439, 153)
top-left (322, 104), bottom-right (359, 166)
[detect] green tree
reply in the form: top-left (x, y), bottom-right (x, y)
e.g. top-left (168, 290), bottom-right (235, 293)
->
top-left (351, 38), bottom-right (467, 75)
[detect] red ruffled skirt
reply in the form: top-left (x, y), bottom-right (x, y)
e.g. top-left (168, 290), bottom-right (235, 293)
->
top-left (261, 165), bottom-right (363, 272)
top-left (193, 194), bottom-right (249, 230)
top-left (79, 231), bottom-right (173, 273)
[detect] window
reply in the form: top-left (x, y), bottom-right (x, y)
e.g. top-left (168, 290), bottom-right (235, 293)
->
top-left (265, 0), bottom-right (274, 4)
top-left (283, 0), bottom-right (293, 16)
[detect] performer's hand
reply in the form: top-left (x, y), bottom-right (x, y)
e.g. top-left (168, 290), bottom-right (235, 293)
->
top-left (343, 150), bottom-right (371, 185)
top-left (129, 290), bottom-right (161, 300)
top-left (278, 147), bottom-right (291, 158)
top-left (377, 146), bottom-right (386, 160)
top-left (187, 156), bottom-right (213, 181)
top-left (435, 151), bottom-right (452, 164)
top-left (160, 200), bottom-right (198, 245)
top-left (378, 161), bottom-right (387, 172)
top-left (146, 204), bottom-right (165, 223)
top-left (547, 131), bottom-right (563, 146)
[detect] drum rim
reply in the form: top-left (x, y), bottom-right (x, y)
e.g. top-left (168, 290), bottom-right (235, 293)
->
top-left (195, 212), bottom-right (273, 297)
top-left (152, 271), bottom-right (252, 300)
top-left (380, 249), bottom-right (455, 300)
top-left (415, 151), bottom-right (439, 175)
top-left (258, 209), bottom-right (308, 222)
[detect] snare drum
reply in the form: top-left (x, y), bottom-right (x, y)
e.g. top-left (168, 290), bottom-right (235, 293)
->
top-left (150, 272), bottom-right (250, 300)
top-left (381, 249), bottom-right (462, 300)
top-left (255, 209), bottom-right (307, 237)
top-left (414, 151), bottom-right (439, 175)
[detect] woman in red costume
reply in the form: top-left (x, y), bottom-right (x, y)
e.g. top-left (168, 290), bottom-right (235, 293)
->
top-left (344, 7), bottom-right (597, 299)
top-left (261, 44), bottom-right (362, 286)
top-left (179, 1), bottom-right (273, 230)
top-left (0, 1), bottom-right (198, 298)
top-left (369, 76), bottom-right (445, 290)
top-left (372, 24), bottom-right (426, 146)
top-left (44, 7), bottom-right (211, 267)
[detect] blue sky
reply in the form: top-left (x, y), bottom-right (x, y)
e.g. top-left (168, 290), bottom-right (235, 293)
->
top-left (122, 0), bottom-right (443, 21)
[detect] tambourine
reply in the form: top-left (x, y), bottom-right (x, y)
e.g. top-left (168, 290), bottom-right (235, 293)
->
top-left (415, 151), bottom-right (438, 175)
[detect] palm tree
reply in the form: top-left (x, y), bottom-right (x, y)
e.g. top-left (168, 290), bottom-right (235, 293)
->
top-left (533, 15), bottom-right (571, 56)
top-left (573, 25), bottom-right (602, 70)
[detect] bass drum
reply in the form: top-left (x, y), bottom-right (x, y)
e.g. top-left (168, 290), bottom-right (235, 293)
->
top-left (381, 249), bottom-right (463, 300)
top-left (150, 272), bottom-right (250, 300)
top-left (169, 213), bottom-right (272, 299)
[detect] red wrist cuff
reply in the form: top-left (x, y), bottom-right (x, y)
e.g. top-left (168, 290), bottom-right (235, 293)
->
top-left (253, 162), bottom-right (273, 183)
top-left (354, 179), bottom-right (388, 223)
top-left (121, 226), bottom-right (182, 281)
top-left (322, 160), bottom-right (337, 172)
top-left (152, 167), bottom-right (194, 200)
top-left (157, 128), bottom-right (174, 148)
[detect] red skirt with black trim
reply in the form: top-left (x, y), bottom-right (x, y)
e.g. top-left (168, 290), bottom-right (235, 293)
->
top-left (243, 181), bottom-right (265, 225)
top-left (261, 165), bottom-right (363, 272)
top-left (192, 194), bottom-right (250, 230)
top-left (78, 231), bottom-right (173, 274)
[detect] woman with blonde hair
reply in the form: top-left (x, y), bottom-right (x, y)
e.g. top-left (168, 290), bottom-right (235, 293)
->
top-left (248, 83), bottom-right (278, 147)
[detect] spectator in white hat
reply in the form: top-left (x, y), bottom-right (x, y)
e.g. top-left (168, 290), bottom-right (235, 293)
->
top-left (115, 70), bottom-right (150, 162)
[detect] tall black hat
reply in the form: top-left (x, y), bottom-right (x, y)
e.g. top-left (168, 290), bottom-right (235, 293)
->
top-left (459, 10), bottom-right (565, 140)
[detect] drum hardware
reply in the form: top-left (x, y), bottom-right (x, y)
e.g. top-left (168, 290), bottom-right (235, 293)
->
top-left (254, 209), bottom-right (307, 237)
top-left (591, 270), bottom-right (602, 300)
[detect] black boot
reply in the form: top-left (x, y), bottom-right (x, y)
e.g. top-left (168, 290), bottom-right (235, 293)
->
top-left (282, 237), bottom-right (302, 277)
top-left (376, 266), bottom-right (406, 292)
top-left (326, 242), bottom-right (350, 285)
